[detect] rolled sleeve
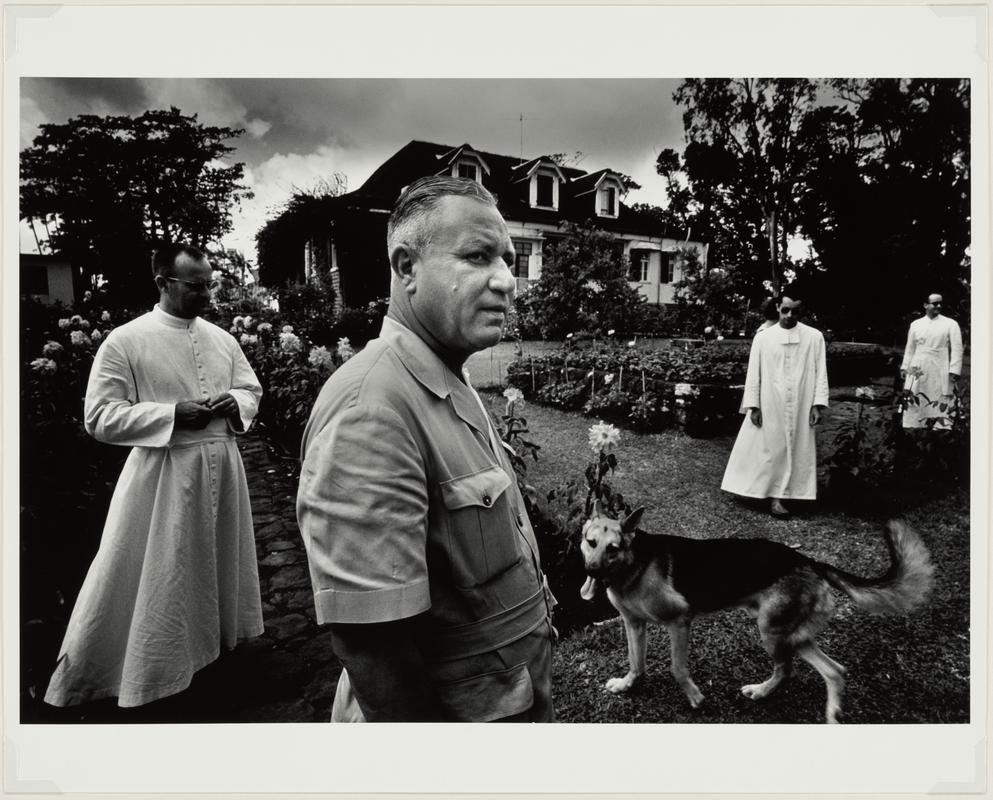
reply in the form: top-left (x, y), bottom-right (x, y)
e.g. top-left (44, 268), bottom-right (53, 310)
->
top-left (297, 403), bottom-right (431, 624)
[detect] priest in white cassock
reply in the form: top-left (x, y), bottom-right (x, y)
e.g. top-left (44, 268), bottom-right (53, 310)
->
top-left (900, 293), bottom-right (963, 430)
top-left (721, 296), bottom-right (829, 518)
top-left (44, 243), bottom-right (264, 709)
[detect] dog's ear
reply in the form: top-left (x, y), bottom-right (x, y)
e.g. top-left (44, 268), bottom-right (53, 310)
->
top-left (620, 506), bottom-right (645, 533)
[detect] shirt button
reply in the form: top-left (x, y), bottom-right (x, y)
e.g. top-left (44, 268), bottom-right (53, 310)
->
top-left (482, 494), bottom-right (492, 507)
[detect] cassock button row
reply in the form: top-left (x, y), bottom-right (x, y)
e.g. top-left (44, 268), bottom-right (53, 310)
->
top-left (482, 494), bottom-right (492, 507)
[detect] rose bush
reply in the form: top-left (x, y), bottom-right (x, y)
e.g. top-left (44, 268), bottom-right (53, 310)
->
top-left (507, 339), bottom-right (892, 436)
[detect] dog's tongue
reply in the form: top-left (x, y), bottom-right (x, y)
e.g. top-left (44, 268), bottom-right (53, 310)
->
top-left (580, 575), bottom-right (597, 601)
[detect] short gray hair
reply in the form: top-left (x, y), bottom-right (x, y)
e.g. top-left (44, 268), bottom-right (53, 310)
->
top-left (387, 175), bottom-right (497, 256)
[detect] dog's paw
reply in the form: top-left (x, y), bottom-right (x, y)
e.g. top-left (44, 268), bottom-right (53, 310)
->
top-left (687, 688), bottom-right (705, 708)
top-left (605, 676), bottom-right (633, 694)
top-left (741, 683), bottom-right (768, 701)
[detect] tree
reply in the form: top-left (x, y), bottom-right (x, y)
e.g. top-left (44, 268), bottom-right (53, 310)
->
top-left (20, 107), bottom-right (252, 307)
top-left (255, 173), bottom-right (348, 286)
top-left (515, 221), bottom-right (647, 339)
top-left (792, 79), bottom-right (970, 340)
top-left (657, 79), bottom-right (821, 298)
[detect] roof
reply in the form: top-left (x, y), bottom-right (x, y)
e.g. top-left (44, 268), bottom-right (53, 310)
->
top-left (336, 140), bottom-right (693, 240)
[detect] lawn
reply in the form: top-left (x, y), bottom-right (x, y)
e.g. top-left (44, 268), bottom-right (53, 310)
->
top-left (477, 388), bottom-right (971, 724)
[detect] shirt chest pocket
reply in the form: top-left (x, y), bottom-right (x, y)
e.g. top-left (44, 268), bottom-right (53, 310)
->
top-left (440, 465), bottom-right (521, 587)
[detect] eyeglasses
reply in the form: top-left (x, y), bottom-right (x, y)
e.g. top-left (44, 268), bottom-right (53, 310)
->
top-left (164, 276), bottom-right (218, 292)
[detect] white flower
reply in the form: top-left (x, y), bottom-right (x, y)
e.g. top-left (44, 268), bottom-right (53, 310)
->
top-left (79, 319), bottom-right (91, 330)
top-left (240, 333), bottom-right (258, 346)
top-left (83, 290), bottom-right (93, 302)
top-left (717, 335), bottom-right (725, 341)
top-left (232, 315), bottom-right (245, 331)
top-left (90, 329), bottom-right (103, 343)
top-left (604, 373), bottom-right (614, 385)
top-left (243, 315), bottom-right (255, 330)
top-left (30, 357), bottom-right (57, 375)
top-left (281, 324), bottom-right (294, 334)
top-left (57, 318), bottom-right (71, 329)
top-left (308, 346), bottom-right (335, 369)
top-left (607, 329), bottom-right (615, 336)
top-left (566, 333), bottom-right (574, 340)
top-left (503, 387), bottom-right (524, 404)
top-left (101, 310), bottom-right (111, 322)
top-left (42, 341), bottom-right (64, 357)
top-left (336, 337), bottom-right (355, 361)
top-left (674, 383), bottom-right (698, 397)
top-left (627, 340), bottom-right (636, 348)
top-left (661, 404), bottom-right (670, 412)
top-left (69, 330), bottom-right (88, 347)
top-left (69, 314), bottom-right (83, 326)
top-left (280, 332), bottom-right (303, 353)
top-left (257, 322), bottom-right (273, 335)
top-left (588, 421), bottom-right (621, 454)
top-left (855, 386), bottom-right (876, 400)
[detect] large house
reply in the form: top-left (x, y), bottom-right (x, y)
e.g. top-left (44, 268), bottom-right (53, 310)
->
top-left (262, 140), bottom-right (707, 310)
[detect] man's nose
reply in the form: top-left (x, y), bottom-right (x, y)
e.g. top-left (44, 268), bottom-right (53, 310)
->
top-left (489, 260), bottom-right (516, 297)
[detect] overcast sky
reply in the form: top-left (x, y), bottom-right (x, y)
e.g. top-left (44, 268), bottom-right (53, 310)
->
top-left (20, 78), bottom-right (686, 262)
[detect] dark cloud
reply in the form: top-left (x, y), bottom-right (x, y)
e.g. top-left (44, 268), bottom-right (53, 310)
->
top-left (22, 77), bottom-right (149, 119)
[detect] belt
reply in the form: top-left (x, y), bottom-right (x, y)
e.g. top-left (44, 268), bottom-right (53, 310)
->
top-left (427, 587), bottom-right (549, 662)
top-left (165, 434), bottom-right (235, 449)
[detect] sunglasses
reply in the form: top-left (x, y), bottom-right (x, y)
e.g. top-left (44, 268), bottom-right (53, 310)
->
top-left (164, 276), bottom-right (219, 292)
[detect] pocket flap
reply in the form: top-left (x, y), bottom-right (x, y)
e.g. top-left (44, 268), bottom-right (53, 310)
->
top-left (440, 465), bottom-right (512, 510)
top-left (436, 661), bottom-right (534, 722)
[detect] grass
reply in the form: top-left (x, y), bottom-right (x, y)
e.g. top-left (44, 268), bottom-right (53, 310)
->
top-left (478, 388), bottom-right (971, 724)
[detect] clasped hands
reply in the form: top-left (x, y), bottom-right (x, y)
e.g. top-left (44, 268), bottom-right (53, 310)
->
top-left (175, 393), bottom-right (239, 429)
top-left (749, 406), bottom-right (824, 428)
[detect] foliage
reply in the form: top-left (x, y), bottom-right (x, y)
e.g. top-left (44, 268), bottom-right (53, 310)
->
top-left (659, 78), bottom-right (971, 343)
top-left (20, 107), bottom-right (252, 307)
top-left (895, 383), bottom-right (970, 485)
top-left (821, 388), bottom-right (897, 491)
top-left (658, 79), bottom-right (821, 298)
top-left (507, 340), bottom-right (892, 436)
top-left (514, 221), bottom-right (648, 339)
top-left (255, 174), bottom-right (348, 285)
top-left (791, 79), bottom-right (971, 340)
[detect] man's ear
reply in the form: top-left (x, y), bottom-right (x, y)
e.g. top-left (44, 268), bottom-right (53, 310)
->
top-left (390, 245), bottom-right (417, 294)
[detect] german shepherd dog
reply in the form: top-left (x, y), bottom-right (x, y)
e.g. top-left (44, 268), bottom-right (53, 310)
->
top-left (579, 503), bottom-right (934, 723)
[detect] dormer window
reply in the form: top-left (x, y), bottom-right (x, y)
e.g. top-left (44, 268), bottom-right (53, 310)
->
top-left (457, 160), bottom-right (479, 181)
top-left (440, 145), bottom-right (490, 184)
top-left (528, 165), bottom-right (562, 210)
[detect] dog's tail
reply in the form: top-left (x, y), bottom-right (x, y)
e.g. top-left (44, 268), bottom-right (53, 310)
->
top-left (809, 520), bottom-right (934, 614)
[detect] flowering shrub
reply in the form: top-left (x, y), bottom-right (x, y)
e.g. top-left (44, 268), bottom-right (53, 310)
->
top-left (508, 340), bottom-right (892, 436)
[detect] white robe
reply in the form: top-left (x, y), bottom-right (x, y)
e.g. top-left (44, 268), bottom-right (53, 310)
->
top-left (900, 314), bottom-right (963, 429)
top-left (721, 322), bottom-right (830, 501)
top-left (44, 305), bottom-right (264, 708)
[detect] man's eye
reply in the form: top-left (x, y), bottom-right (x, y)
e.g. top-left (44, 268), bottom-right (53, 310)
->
top-left (466, 252), bottom-right (488, 264)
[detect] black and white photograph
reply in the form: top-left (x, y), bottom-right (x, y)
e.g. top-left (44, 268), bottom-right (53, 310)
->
top-left (3, 4), bottom-right (989, 796)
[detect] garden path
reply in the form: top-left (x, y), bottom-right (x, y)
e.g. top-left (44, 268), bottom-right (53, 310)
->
top-left (28, 434), bottom-right (334, 724)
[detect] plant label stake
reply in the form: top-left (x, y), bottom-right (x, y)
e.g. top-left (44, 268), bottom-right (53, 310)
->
top-left (530, 356), bottom-right (536, 392)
